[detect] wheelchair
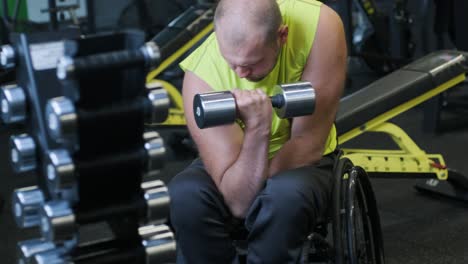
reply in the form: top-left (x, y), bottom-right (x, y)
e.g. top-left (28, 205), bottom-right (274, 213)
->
top-left (311, 155), bottom-right (385, 264)
top-left (232, 154), bottom-right (385, 264)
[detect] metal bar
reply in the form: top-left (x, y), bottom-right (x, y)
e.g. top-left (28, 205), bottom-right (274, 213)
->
top-left (48, 0), bottom-right (58, 30)
top-left (342, 122), bottom-right (448, 179)
top-left (85, 0), bottom-right (95, 34)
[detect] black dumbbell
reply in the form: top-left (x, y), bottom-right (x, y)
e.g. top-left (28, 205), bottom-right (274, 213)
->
top-left (193, 81), bottom-right (316, 129)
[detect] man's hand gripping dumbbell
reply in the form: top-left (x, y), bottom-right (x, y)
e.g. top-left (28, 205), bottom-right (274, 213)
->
top-left (193, 81), bottom-right (316, 129)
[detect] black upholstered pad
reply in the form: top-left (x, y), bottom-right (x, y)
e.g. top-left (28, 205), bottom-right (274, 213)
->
top-left (151, 5), bottom-right (212, 61)
top-left (336, 51), bottom-right (467, 135)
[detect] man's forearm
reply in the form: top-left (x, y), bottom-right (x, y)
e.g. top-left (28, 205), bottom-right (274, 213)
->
top-left (269, 136), bottom-right (324, 177)
top-left (219, 129), bottom-right (270, 218)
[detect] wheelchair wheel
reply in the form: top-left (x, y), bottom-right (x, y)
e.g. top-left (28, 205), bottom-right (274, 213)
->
top-left (332, 158), bottom-right (385, 264)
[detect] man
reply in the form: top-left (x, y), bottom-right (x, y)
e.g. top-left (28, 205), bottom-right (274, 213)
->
top-left (169, 0), bottom-right (347, 263)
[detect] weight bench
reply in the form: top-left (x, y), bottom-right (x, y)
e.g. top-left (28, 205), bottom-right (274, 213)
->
top-left (336, 50), bottom-right (468, 201)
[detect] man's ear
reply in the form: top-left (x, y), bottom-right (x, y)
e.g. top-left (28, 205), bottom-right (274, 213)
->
top-left (278, 25), bottom-right (288, 45)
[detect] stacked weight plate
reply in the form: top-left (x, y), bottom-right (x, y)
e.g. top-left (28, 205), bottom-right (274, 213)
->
top-left (1, 30), bottom-right (175, 264)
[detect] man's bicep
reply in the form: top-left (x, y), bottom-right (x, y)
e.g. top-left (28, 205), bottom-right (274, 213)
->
top-left (304, 7), bottom-right (346, 112)
top-left (294, 5), bottom-right (347, 143)
top-left (302, 4), bottom-right (346, 100)
top-left (182, 71), bottom-right (243, 186)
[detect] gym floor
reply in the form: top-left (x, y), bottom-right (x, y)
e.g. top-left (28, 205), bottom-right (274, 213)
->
top-left (1, 59), bottom-right (468, 264)
top-left (362, 108), bottom-right (468, 264)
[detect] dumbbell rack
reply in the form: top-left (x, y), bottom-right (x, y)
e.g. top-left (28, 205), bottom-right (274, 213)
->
top-left (1, 30), bottom-right (176, 263)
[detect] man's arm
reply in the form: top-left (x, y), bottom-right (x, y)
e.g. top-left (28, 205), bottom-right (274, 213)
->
top-left (182, 71), bottom-right (272, 218)
top-left (269, 5), bottom-right (347, 176)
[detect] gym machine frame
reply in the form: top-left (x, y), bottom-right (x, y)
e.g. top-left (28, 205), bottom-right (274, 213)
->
top-left (347, 0), bottom-right (414, 74)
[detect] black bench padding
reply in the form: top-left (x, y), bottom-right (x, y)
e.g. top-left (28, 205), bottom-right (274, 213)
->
top-left (336, 51), bottom-right (467, 135)
top-left (151, 5), bottom-right (213, 62)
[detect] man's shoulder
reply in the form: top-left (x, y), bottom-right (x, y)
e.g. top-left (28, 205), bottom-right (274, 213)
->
top-left (194, 33), bottom-right (218, 54)
top-left (180, 33), bottom-right (221, 71)
top-left (279, 0), bottom-right (322, 26)
top-left (179, 33), bottom-right (232, 91)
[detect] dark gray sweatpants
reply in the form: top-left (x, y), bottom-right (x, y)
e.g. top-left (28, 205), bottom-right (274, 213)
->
top-left (168, 153), bottom-right (336, 264)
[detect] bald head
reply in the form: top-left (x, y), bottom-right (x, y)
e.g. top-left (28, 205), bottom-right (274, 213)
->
top-left (214, 0), bottom-right (282, 47)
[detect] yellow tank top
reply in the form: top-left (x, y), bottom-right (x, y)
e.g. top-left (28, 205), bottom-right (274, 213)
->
top-left (180, 0), bottom-right (337, 159)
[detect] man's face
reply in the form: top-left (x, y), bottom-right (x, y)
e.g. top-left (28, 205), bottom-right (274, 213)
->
top-left (218, 36), bottom-right (280, 82)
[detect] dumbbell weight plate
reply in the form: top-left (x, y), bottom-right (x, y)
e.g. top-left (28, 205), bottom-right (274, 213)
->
top-left (193, 91), bottom-right (236, 129)
top-left (273, 82), bottom-right (315, 118)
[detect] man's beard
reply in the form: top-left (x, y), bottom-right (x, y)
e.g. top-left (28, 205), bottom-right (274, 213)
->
top-left (246, 47), bottom-right (281, 82)
top-left (246, 75), bottom-right (267, 82)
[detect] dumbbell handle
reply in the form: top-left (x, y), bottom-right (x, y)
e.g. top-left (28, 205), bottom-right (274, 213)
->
top-left (270, 94), bottom-right (285, 108)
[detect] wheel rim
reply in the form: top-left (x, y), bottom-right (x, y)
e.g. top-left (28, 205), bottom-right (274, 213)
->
top-left (333, 162), bottom-right (385, 264)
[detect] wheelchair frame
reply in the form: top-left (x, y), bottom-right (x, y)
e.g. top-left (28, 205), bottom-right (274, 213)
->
top-left (301, 156), bottom-right (384, 264)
